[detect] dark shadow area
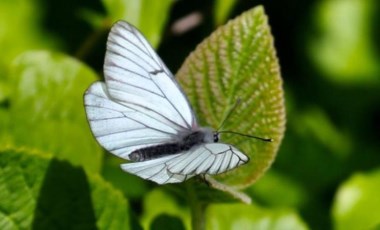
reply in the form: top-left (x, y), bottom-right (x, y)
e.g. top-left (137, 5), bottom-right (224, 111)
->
top-left (32, 159), bottom-right (97, 230)
top-left (39, 0), bottom-right (104, 52)
top-left (39, 0), bottom-right (107, 71)
top-left (150, 214), bottom-right (185, 230)
top-left (129, 205), bottom-right (143, 230)
top-left (159, 0), bottom-right (214, 73)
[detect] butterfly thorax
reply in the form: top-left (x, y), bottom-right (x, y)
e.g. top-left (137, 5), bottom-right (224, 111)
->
top-left (129, 128), bottom-right (215, 162)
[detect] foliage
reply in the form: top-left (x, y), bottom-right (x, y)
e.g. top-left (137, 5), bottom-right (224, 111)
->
top-left (310, 0), bottom-right (379, 84)
top-left (177, 6), bottom-right (285, 187)
top-left (5, 51), bottom-right (103, 172)
top-left (0, 148), bottom-right (129, 229)
top-left (0, 0), bottom-right (379, 229)
top-left (332, 169), bottom-right (380, 230)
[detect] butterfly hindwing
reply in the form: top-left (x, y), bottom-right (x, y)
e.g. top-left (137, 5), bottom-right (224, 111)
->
top-left (121, 143), bottom-right (249, 184)
top-left (85, 82), bottom-right (182, 159)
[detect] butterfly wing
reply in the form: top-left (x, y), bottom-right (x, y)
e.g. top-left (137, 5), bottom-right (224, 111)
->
top-left (121, 143), bottom-right (249, 184)
top-left (84, 21), bottom-right (198, 160)
top-left (104, 21), bottom-right (196, 129)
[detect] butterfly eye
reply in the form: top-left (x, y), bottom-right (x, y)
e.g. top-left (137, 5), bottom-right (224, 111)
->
top-left (213, 133), bottom-right (219, 142)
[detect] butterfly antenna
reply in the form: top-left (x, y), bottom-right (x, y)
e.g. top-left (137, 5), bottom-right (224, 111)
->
top-left (218, 131), bottom-right (273, 142)
top-left (217, 98), bottom-right (242, 132)
top-left (216, 98), bottom-right (273, 142)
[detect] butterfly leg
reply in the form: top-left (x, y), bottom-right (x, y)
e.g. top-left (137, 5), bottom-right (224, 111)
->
top-left (198, 174), bottom-right (211, 187)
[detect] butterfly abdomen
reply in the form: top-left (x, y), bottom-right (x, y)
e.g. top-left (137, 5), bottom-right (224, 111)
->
top-left (129, 143), bottom-right (180, 162)
top-left (129, 131), bottom-right (206, 162)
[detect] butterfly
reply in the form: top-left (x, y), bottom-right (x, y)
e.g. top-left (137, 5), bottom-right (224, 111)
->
top-left (84, 21), bottom-right (256, 184)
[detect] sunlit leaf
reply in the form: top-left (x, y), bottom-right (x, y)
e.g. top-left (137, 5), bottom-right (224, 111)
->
top-left (0, 81), bottom-right (8, 103)
top-left (0, 147), bottom-right (130, 229)
top-left (141, 189), bottom-right (191, 230)
top-left (332, 169), bottom-right (380, 230)
top-left (214, 0), bottom-right (237, 25)
top-left (101, 0), bottom-right (174, 47)
top-left (0, 0), bottom-right (58, 109)
top-left (6, 51), bottom-right (103, 172)
top-left (177, 5), bottom-right (285, 187)
top-left (246, 171), bottom-right (308, 208)
top-left (206, 203), bottom-right (309, 230)
top-left (0, 0), bottom-right (57, 70)
top-left (310, 0), bottom-right (380, 84)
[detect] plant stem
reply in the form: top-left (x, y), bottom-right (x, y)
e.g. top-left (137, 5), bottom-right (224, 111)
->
top-left (187, 182), bottom-right (207, 230)
top-left (191, 201), bottom-right (206, 230)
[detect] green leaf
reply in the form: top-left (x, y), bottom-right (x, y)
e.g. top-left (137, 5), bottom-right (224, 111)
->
top-left (275, 105), bottom-right (351, 193)
top-left (166, 178), bottom-right (252, 206)
top-left (206, 203), bottom-right (309, 230)
top-left (101, 155), bottom-right (149, 199)
top-left (214, 0), bottom-right (237, 25)
top-left (246, 171), bottom-right (307, 208)
top-left (141, 189), bottom-right (191, 230)
top-left (0, 108), bottom-right (10, 145)
top-left (5, 51), bottom-right (103, 172)
top-left (150, 214), bottom-right (186, 230)
top-left (176, 5), bottom-right (285, 187)
top-left (332, 169), bottom-right (380, 230)
top-left (101, 0), bottom-right (174, 47)
top-left (0, 0), bottom-right (57, 70)
top-left (0, 0), bottom-right (57, 106)
top-left (310, 0), bottom-right (380, 84)
top-left (0, 147), bottom-right (130, 229)
top-left (0, 80), bottom-right (9, 103)
top-left (293, 107), bottom-right (351, 158)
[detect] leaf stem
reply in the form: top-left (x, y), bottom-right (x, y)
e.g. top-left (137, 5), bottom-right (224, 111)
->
top-left (205, 175), bottom-right (252, 204)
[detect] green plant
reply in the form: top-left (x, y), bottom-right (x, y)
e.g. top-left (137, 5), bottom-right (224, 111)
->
top-left (0, 4), bottom-right (290, 229)
top-left (1, 0), bottom-right (379, 229)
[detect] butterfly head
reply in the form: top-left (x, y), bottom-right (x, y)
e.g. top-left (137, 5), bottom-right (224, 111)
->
top-left (198, 127), bottom-right (220, 143)
top-left (213, 132), bottom-right (220, 142)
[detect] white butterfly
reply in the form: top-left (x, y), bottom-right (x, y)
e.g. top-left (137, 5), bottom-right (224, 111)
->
top-left (84, 21), bottom-right (249, 184)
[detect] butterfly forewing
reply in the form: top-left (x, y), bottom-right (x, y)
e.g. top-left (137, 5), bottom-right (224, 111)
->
top-left (104, 21), bottom-right (195, 129)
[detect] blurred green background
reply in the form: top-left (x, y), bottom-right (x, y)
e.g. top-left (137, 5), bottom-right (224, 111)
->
top-left (0, 0), bottom-right (379, 229)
